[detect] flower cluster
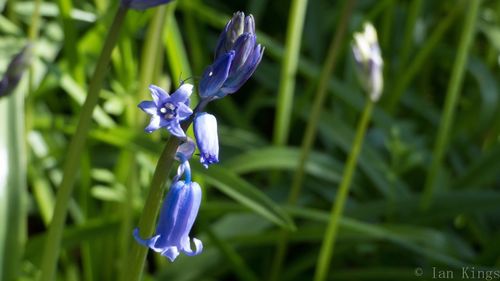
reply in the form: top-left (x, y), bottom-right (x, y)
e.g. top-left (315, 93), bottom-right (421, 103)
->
top-left (200, 12), bottom-right (264, 100)
top-left (352, 23), bottom-right (383, 102)
top-left (135, 11), bottom-right (263, 261)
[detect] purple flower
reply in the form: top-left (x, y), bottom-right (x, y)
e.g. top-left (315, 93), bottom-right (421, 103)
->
top-left (121, 0), bottom-right (173, 11)
top-left (138, 84), bottom-right (193, 138)
top-left (0, 44), bottom-right (32, 98)
top-left (199, 51), bottom-right (235, 99)
top-left (199, 12), bottom-right (264, 100)
top-left (194, 113), bottom-right (219, 168)
top-left (133, 179), bottom-right (203, 262)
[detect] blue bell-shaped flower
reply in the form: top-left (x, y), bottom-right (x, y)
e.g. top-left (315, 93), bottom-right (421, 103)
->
top-left (133, 176), bottom-right (203, 261)
top-left (194, 112), bottom-right (219, 168)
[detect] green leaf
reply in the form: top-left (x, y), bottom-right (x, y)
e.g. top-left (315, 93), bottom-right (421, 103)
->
top-left (195, 164), bottom-right (296, 231)
top-left (0, 87), bottom-right (26, 281)
top-left (224, 146), bottom-right (342, 184)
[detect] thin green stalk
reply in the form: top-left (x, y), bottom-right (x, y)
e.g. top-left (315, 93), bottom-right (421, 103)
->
top-left (38, 6), bottom-right (128, 281)
top-left (28, 0), bottom-right (41, 41)
top-left (184, 0), bottom-right (206, 75)
top-left (268, 1), bottom-right (356, 280)
top-left (26, 0), bottom-right (42, 138)
top-left (56, 0), bottom-right (83, 83)
top-left (138, 5), bottom-right (170, 101)
top-left (420, 0), bottom-right (481, 210)
top-left (399, 0), bottom-right (422, 67)
top-left (380, 0), bottom-right (394, 50)
top-left (314, 100), bottom-right (374, 281)
top-left (384, 2), bottom-right (462, 112)
top-left (273, 0), bottom-right (309, 146)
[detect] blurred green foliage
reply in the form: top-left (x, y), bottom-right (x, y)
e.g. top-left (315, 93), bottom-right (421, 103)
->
top-left (1, 0), bottom-right (500, 280)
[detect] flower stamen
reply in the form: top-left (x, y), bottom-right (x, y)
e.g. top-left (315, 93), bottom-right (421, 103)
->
top-left (162, 102), bottom-right (177, 120)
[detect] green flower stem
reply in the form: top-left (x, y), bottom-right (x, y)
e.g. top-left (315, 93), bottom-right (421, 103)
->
top-left (269, 1), bottom-right (356, 280)
top-left (38, 6), bottom-right (128, 281)
top-left (314, 99), bottom-right (374, 281)
top-left (273, 0), bottom-right (309, 146)
top-left (420, 0), bottom-right (481, 210)
top-left (125, 100), bottom-right (207, 281)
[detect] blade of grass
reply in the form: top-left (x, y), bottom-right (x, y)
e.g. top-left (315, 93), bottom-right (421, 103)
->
top-left (206, 228), bottom-right (260, 281)
top-left (0, 77), bottom-right (27, 281)
top-left (272, 0), bottom-right (309, 146)
top-left (384, 2), bottom-right (462, 112)
top-left (39, 6), bottom-right (129, 281)
top-left (55, 0), bottom-right (83, 82)
top-left (269, 1), bottom-right (355, 279)
top-left (421, 0), bottom-right (481, 210)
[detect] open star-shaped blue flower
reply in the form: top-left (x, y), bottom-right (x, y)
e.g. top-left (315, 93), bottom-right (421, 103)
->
top-left (138, 84), bottom-right (193, 138)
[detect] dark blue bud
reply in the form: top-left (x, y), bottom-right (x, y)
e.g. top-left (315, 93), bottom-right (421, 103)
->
top-left (199, 11), bottom-right (263, 100)
top-left (0, 44), bottom-right (32, 98)
top-left (215, 12), bottom-right (256, 59)
top-left (199, 51), bottom-right (234, 99)
top-left (220, 42), bottom-right (264, 95)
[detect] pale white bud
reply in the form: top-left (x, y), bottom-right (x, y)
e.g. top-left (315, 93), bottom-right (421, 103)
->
top-left (352, 23), bottom-right (383, 102)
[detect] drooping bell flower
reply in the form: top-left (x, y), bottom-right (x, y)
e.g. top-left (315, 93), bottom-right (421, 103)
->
top-left (0, 44), bottom-right (32, 98)
top-left (138, 83), bottom-right (193, 138)
top-left (199, 12), bottom-right (264, 100)
top-left (121, 0), bottom-right (174, 11)
top-left (352, 23), bottom-right (383, 102)
top-left (194, 112), bottom-right (219, 168)
top-left (133, 160), bottom-right (203, 262)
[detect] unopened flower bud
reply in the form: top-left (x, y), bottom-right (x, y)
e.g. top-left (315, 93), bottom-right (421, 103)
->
top-left (352, 23), bottom-right (383, 102)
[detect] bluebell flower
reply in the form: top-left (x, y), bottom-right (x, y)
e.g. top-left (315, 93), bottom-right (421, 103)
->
top-left (199, 12), bottom-right (264, 100)
top-left (199, 51), bottom-right (235, 99)
top-left (133, 179), bottom-right (203, 262)
top-left (0, 44), bottom-right (32, 98)
top-left (121, 0), bottom-right (173, 11)
top-left (138, 83), bottom-right (193, 138)
top-left (352, 23), bottom-right (383, 102)
top-left (214, 12), bottom-right (255, 59)
top-left (194, 112), bottom-right (219, 168)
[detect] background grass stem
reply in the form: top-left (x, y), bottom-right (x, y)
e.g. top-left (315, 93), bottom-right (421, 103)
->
top-left (420, 0), bottom-right (481, 210)
top-left (38, 6), bottom-right (128, 281)
top-left (272, 0), bottom-right (309, 146)
top-left (268, 1), bottom-right (356, 280)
